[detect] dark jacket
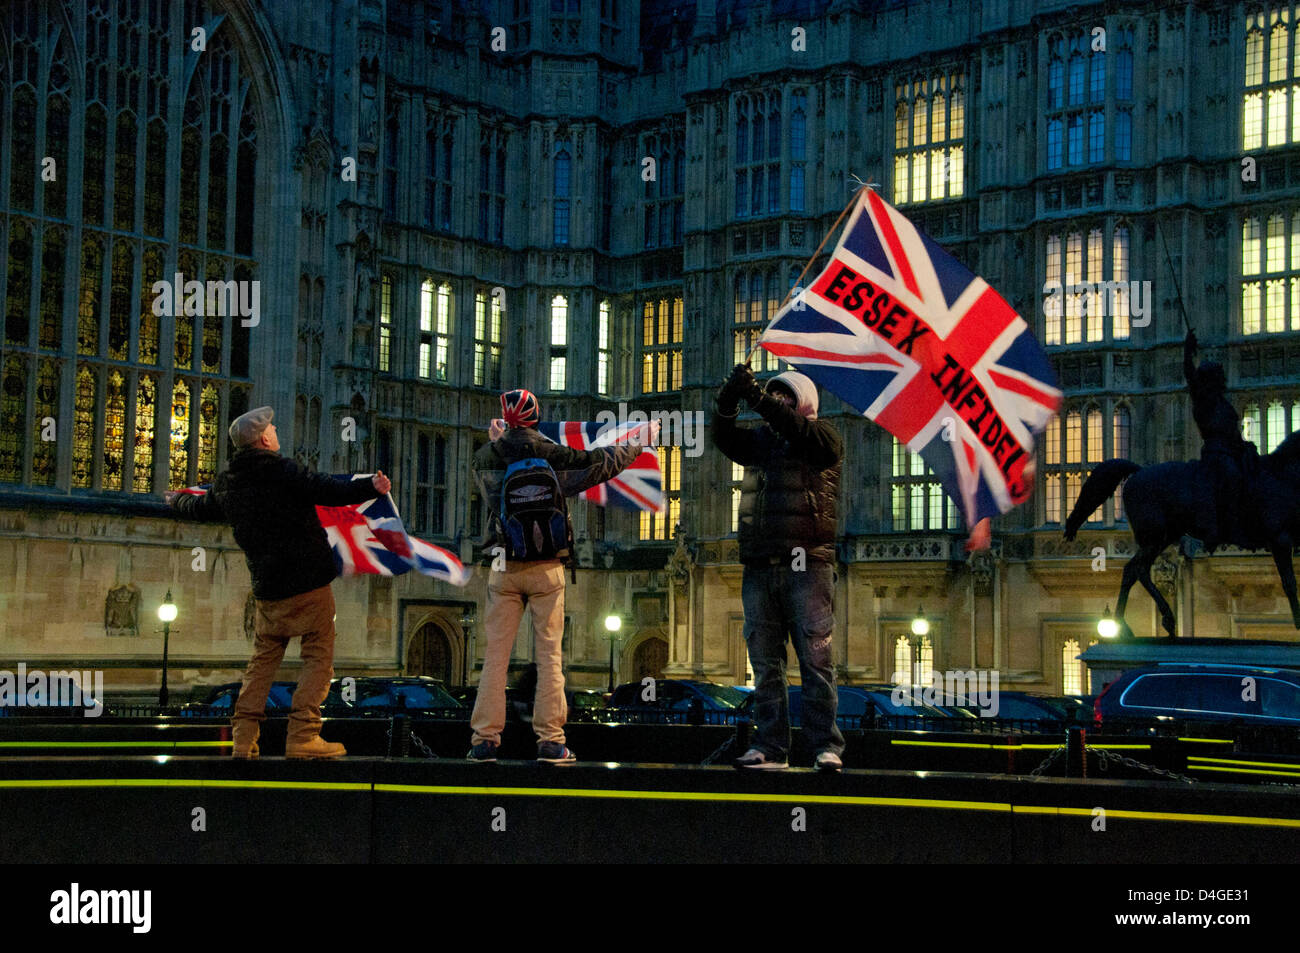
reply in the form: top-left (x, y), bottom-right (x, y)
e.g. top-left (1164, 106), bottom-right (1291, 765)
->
top-left (169, 448), bottom-right (381, 601)
top-left (473, 426), bottom-right (640, 559)
top-left (711, 395), bottom-right (843, 564)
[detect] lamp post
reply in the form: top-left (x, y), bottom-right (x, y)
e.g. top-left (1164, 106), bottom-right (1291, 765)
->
top-left (604, 613), bottom-right (623, 692)
top-left (1097, 604), bottom-right (1120, 639)
top-left (460, 606), bottom-right (476, 687)
top-left (910, 606), bottom-right (930, 689)
top-left (157, 590), bottom-right (178, 708)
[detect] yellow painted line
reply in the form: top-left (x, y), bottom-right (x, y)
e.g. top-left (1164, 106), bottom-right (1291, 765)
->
top-left (1188, 755), bottom-right (1300, 770)
top-left (1187, 765), bottom-right (1300, 779)
top-left (0, 779), bottom-right (369, 791)
top-left (0, 740), bottom-right (232, 748)
top-left (1085, 744), bottom-right (1151, 751)
top-left (1178, 737), bottom-right (1235, 744)
top-left (1013, 804), bottom-right (1300, 828)
top-left (373, 783), bottom-right (1011, 811)
top-left (891, 740), bottom-right (1027, 750)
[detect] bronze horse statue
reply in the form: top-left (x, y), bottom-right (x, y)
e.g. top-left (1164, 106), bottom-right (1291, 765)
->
top-left (1064, 430), bottom-right (1300, 637)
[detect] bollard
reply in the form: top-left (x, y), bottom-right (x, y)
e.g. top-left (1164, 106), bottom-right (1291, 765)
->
top-left (1066, 725), bottom-right (1086, 778)
top-left (389, 713), bottom-right (411, 758)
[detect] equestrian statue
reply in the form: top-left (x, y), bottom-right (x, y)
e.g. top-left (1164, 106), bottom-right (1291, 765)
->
top-left (1064, 330), bottom-right (1300, 637)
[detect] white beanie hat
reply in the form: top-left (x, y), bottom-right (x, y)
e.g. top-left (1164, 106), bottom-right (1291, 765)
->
top-left (767, 371), bottom-right (819, 419)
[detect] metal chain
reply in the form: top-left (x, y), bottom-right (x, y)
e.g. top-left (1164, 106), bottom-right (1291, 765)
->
top-left (1028, 745), bottom-right (1066, 778)
top-left (408, 728), bottom-right (438, 759)
top-left (702, 734), bottom-right (736, 766)
top-left (1091, 746), bottom-right (1197, 784)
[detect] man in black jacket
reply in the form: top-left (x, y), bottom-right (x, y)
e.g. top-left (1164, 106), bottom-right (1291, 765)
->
top-left (713, 364), bottom-right (845, 771)
top-left (165, 406), bottom-right (390, 759)
top-left (468, 388), bottom-right (645, 763)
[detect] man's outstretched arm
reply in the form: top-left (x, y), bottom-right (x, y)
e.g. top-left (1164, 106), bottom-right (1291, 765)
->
top-left (281, 458), bottom-right (391, 505)
top-left (165, 489), bottom-right (224, 523)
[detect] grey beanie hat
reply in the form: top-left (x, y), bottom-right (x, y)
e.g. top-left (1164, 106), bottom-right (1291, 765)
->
top-left (229, 406), bottom-right (274, 448)
top-left (767, 371), bottom-right (819, 419)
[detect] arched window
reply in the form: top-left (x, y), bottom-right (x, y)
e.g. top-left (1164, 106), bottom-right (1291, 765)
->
top-left (1, 3), bottom-right (265, 494)
top-left (1062, 640), bottom-right (1084, 695)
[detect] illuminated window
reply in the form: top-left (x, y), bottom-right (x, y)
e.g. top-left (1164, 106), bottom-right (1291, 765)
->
top-left (640, 446), bottom-right (681, 540)
top-left (1062, 639), bottom-right (1085, 695)
top-left (419, 279), bottom-right (451, 381)
top-left (169, 379), bottom-right (190, 488)
top-left (1044, 224), bottom-right (1132, 344)
top-left (732, 269), bottom-right (781, 373)
top-left (474, 289), bottom-right (503, 389)
top-left (730, 461), bottom-right (745, 532)
top-left (1043, 405), bottom-right (1117, 523)
top-left (894, 71), bottom-right (965, 204)
top-left (890, 439), bottom-right (957, 532)
top-left (550, 294), bottom-right (567, 391)
top-left (38, 230), bottom-right (67, 351)
top-left (1241, 211), bottom-right (1300, 333)
top-left (640, 297), bottom-right (683, 394)
top-left (133, 376), bottom-right (156, 493)
top-left (198, 384), bottom-right (219, 485)
top-left (31, 359), bottom-right (58, 486)
top-left (73, 365), bottom-right (95, 488)
top-left (0, 357), bottom-right (25, 483)
top-left (892, 635), bottom-right (933, 687)
top-left (1243, 9), bottom-right (1300, 150)
top-left (379, 273), bottom-right (392, 372)
top-left (597, 300), bottom-right (611, 395)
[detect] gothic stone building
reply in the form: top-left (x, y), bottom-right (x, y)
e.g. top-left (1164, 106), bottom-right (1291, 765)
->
top-left (1, 0), bottom-right (1298, 699)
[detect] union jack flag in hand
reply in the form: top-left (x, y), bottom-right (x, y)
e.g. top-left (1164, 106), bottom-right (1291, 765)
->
top-left (760, 188), bottom-right (1062, 528)
top-left (535, 421), bottom-right (665, 513)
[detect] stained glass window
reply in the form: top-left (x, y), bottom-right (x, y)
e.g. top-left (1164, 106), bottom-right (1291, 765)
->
top-left (133, 376), bottom-right (156, 493)
top-left (103, 371), bottom-right (126, 490)
top-left (169, 379), bottom-right (189, 488)
top-left (108, 241), bottom-right (132, 360)
top-left (73, 365), bottom-right (95, 488)
top-left (198, 385), bottom-right (218, 484)
top-left (31, 359), bottom-right (58, 486)
top-left (38, 229), bottom-right (66, 350)
top-left (78, 238), bottom-right (103, 356)
top-left (138, 245), bottom-right (162, 364)
top-left (0, 357), bottom-right (26, 483)
top-left (6, 221), bottom-right (32, 346)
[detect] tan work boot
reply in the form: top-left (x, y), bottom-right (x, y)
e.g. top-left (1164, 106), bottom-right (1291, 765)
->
top-left (285, 736), bottom-right (347, 759)
top-left (233, 741), bottom-right (260, 759)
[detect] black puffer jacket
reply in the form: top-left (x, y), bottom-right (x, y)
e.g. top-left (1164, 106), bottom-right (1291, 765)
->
top-left (169, 448), bottom-right (381, 601)
top-left (473, 425), bottom-right (641, 559)
top-left (712, 395), bottom-right (843, 564)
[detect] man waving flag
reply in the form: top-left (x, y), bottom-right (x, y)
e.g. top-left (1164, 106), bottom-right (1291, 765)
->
top-left (759, 186), bottom-right (1061, 531)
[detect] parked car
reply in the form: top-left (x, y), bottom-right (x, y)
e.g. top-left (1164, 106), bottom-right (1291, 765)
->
top-left (944, 691), bottom-right (1072, 725)
top-left (607, 679), bottom-right (749, 711)
top-left (178, 681), bottom-right (296, 716)
top-left (1095, 664), bottom-right (1300, 728)
top-left (323, 676), bottom-right (461, 714)
top-left (736, 685), bottom-right (959, 727)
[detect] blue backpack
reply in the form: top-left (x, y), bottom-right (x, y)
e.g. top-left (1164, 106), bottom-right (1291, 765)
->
top-left (499, 457), bottom-right (570, 561)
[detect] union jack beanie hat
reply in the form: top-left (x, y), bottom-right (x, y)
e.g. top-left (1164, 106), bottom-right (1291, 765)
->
top-left (500, 388), bottom-right (539, 428)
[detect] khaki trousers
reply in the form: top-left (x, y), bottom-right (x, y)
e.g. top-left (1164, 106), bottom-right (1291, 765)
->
top-left (233, 584), bottom-right (337, 750)
top-left (471, 560), bottom-right (568, 747)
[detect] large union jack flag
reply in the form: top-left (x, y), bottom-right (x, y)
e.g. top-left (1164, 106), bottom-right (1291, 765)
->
top-left (760, 188), bottom-right (1062, 528)
top-left (535, 421), bottom-right (665, 513)
top-left (180, 478), bottom-right (472, 586)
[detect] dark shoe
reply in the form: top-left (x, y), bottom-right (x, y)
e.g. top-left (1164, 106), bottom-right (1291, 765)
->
top-left (537, 742), bottom-right (576, 763)
top-left (285, 737), bottom-right (346, 759)
top-left (734, 747), bottom-right (788, 770)
top-left (467, 741), bottom-right (499, 762)
top-left (815, 750), bottom-right (843, 772)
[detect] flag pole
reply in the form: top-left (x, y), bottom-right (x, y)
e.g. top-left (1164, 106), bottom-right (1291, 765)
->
top-left (1156, 217), bottom-right (1194, 335)
top-left (742, 180), bottom-right (873, 367)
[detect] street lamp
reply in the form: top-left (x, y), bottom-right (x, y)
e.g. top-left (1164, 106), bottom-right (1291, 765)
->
top-left (604, 613), bottom-right (623, 692)
top-left (910, 606), bottom-right (930, 637)
top-left (1097, 605), bottom-right (1120, 639)
top-left (157, 590), bottom-right (178, 708)
top-left (460, 606), bottom-right (476, 688)
top-left (909, 606), bottom-right (930, 689)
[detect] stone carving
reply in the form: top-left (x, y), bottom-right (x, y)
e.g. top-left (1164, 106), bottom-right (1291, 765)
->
top-left (105, 584), bottom-right (141, 638)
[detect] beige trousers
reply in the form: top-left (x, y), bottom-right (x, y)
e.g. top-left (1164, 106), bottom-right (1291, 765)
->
top-left (233, 584), bottom-right (336, 750)
top-left (471, 560), bottom-right (568, 747)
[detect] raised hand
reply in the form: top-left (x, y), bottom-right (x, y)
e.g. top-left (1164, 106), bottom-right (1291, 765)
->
top-left (372, 470), bottom-right (391, 495)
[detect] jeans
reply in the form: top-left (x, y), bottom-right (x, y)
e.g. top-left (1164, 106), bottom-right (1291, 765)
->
top-left (234, 584), bottom-right (336, 750)
top-left (471, 560), bottom-right (568, 747)
top-left (742, 561), bottom-right (844, 759)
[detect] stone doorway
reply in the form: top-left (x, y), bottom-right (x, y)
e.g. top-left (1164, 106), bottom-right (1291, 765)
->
top-left (406, 619), bottom-right (455, 684)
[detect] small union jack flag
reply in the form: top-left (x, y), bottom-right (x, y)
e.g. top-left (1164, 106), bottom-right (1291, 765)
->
top-left (180, 478), bottom-right (472, 586)
top-left (760, 188), bottom-right (1062, 528)
top-left (535, 421), bottom-right (666, 513)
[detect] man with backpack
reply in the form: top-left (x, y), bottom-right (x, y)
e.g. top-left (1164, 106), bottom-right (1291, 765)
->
top-left (468, 388), bottom-right (650, 763)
